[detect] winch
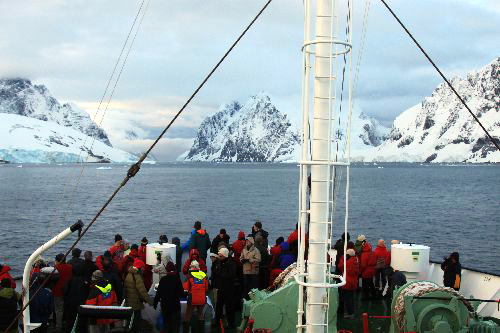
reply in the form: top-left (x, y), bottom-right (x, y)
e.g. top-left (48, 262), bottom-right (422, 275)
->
top-left (390, 281), bottom-right (499, 333)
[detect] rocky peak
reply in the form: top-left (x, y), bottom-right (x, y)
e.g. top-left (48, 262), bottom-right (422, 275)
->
top-left (0, 78), bottom-right (112, 146)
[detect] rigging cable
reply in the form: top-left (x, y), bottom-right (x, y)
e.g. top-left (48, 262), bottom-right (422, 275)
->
top-left (56, 0), bottom-right (149, 230)
top-left (331, 0), bottom-right (351, 225)
top-left (3, 1), bottom-right (274, 332)
top-left (379, 0), bottom-right (500, 152)
top-left (334, 0), bottom-right (350, 163)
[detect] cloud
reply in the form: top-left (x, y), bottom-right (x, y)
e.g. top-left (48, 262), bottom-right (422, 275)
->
top-left (0, 0), bottom-right (498, 160)
top-left (118, 138), bottom-right (194, 162)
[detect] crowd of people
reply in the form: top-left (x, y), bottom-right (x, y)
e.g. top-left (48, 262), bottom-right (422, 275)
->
top-left (0, 221), bottom-right (463, 332)
top-left (333, 233), bottom-right (462, 319)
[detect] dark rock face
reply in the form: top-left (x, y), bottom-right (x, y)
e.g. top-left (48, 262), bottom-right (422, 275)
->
top-left (183, 94), bottom-right (299, 162)
top-left (0, 78), bottom-right (112, 146)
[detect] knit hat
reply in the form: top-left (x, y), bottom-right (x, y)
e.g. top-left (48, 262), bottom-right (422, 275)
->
top-left (141, 237), bottom-right (148, 245)
top-left (218, 247), bottom-right (229, 258)
top-left (166, 261), bottom-right (176, 274)
top-left (357, 235), bottom-right (366, 242)
top-left (246, 236), bottom-right (255, 245)
top-left (190, 260), bottom-right (200, 269)
top-left (92, 270), bottom-right (104, 281)
top-left (346, 249), bottom-right (356, 257)
top-left (115, 234), bottom-right (123, 242)
top-left (238, 231), bottom-right (245, 240)
top-left (55, 253), bottom-right (65, 263)
top-left (133, 258), bottom-right (145, 270)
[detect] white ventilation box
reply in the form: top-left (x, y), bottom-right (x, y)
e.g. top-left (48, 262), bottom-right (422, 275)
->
top-left (145, 242), bottom-right (177, 266)
top-left (391, 243), bottom-right (430, 280)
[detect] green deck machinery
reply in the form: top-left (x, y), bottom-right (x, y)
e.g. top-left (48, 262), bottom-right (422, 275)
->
top-left (390, 281), bottom-right (499, 333)
top-left (239, 280), bottom-right (338, 332)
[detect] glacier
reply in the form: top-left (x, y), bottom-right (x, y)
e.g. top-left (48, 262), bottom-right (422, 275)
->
top-left (0, 113), bottom-right (137, 163)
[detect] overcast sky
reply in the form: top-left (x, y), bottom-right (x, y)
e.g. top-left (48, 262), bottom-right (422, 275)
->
top-left (0, 0), bottom-right (498, 160)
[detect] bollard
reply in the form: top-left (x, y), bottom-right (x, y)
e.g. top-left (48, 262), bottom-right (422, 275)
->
top-left (362, 312), bottom-right (369, 333)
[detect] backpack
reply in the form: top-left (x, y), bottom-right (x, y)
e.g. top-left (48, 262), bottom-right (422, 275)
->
top-left (375, 257), bottom-right (385, 269)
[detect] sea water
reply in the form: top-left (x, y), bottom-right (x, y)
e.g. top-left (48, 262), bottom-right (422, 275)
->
top-left (0, 162), bottom-right (498, 276)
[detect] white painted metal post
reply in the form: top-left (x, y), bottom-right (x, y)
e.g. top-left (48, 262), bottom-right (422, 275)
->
top-left (297, 0), bottom-right (313, 331)
top-left (306, 0), bottom-right (335, 331)
top-left (23, 221), bottom-right (83, 332)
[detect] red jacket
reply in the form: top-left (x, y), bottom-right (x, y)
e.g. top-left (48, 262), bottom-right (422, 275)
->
top-left (360, 243), bottom-right (376, 279)
top-left (139, 245), bottom-right (147, 263)
top-left (85, 282), bottom-right (118, 325)
top-left (287, 230), bottom-right (298, 245)
top-left (270, 245), bottom-right (282, 256)
top-left (53, 263), bottom-right (72, 297)
top-left (184, 270), bottom-right (208, 306)
top-left (232, 232), bottom-right (246, 263)
top-left (374, 245), bottom-right (390, 268)
top-left (0, 265), bottom-right (16, 289)
top-left (339, 256), bottom-right (359, 290)
top-left (182, 249), bottom-right (207, 276)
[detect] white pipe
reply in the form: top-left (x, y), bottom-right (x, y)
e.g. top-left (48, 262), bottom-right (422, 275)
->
top-left (297, 0), bottom-right (312, 332)
top-left (343, 0), bottom-right (354, 287)
top-left (306, 0), bottom-right (334, 331)
top-left (23, 221), bottom-right (83, 332)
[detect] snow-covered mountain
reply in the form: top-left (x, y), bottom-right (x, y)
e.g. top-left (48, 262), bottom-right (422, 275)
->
top-left (0, 78), bottom-right (111, 146)
top-left (0, 78), bottom-right (136, 163)
top-left (360, 58), bottom-right (500, 163)
top-left (0, 113), bottom-right (136, 163)
top-left (179, 93), bottom-right (388, 162)
top-left (180, 93), bottom-right (300, 162)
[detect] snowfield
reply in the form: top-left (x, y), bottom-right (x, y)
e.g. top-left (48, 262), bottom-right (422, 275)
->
top-left (0, 113), bottom-right (137, 163)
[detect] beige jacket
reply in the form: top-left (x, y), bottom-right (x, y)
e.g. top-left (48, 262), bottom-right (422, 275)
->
top-left (240, 244), bottom-right (261, 275)
top-left (124, 266), bottom-right (153, 310)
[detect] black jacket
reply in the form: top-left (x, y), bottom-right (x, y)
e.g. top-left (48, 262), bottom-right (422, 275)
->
top-left (68, 257), bottom-right (84, 268)
top-left (154, 274), bottom-right (184, 313)
top-left (81, 260), bottom-right (98, 283)
top-left (171, 237), bottom-right (183, 271)
top-left (103, 268), bottom-right (123, 301)
top-left (441, 259), bottom-right (461, 290)
top-left (212, 258), bottom-right (237, 292)
top-left (190, 230), bottom-right (211, 260)
top-left (64, 265), bottom-right (90, 310)
top-left (211, 234), bottom-right (231, 254)
top-left (0, 287), bottom-right (18, 330)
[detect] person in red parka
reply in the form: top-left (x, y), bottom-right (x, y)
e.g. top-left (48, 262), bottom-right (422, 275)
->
top-left (373, 239), bottom-right (390, 292)
top-left (0, 264), bottom-right (16, 289)
top-left (85, 270), bottom-right (118, 329)
top-left (182, 249), bottom-right (207, 278)
top-left (360, 241), bottom-right (377, 299)
top-left (232, 231), bottom-right (246, 264)
top-left (138, 237), bottom-right (148, 264)
top-left (53, 253), bottom-right (73, 331)
top-left (270, 237), bottom-right (284, 257)
top-left (338, 249), bottom-right (359, 319)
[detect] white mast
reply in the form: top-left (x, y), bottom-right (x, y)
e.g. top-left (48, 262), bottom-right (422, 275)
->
top-left (297, 0), bottom-right (352, 332)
